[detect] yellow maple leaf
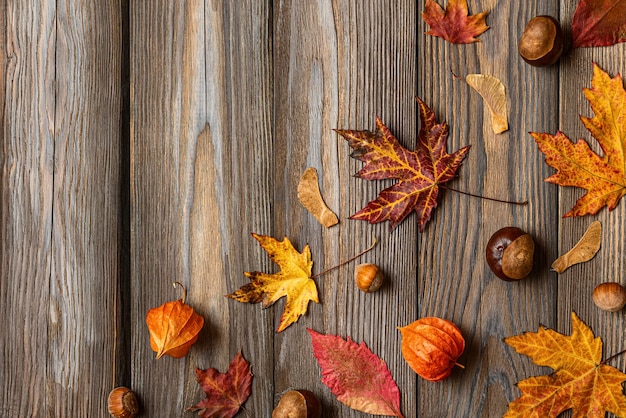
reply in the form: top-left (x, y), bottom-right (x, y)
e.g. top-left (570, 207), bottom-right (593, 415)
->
top-left (504, 311), bottom-right (626, 417)
top-left (533, 64), bottom-right (626, 217)
top-left (226, 233), bottom-right (318, 332)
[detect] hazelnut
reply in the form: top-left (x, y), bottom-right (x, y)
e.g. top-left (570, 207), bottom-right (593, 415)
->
top-left (107, 387), bottom-right (138, 418)
top-left (354, 263), bottom-right (384, 292)
top-left (518, 16), bottom-right (564, 67)
top-left (593, 282), bottom-right (626, 312)
top-left (486, 227), bottom-right (534, 281)
top-left (272, 390), bottom-right (322, 418)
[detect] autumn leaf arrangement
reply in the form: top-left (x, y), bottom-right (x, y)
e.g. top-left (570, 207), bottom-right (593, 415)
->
top-left (105, 2), bottom-right (626, 418)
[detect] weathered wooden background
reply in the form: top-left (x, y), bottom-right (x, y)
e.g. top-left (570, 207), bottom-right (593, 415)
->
top-left (2, 1), bottom-right (626, 417)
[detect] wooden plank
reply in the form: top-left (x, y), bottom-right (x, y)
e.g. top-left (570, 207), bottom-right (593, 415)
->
top-left (47, 1), bottom-right (123, 415)
top-left (558, 7), bottom-right (626, 418)
top-left (273, 1), bottom-right (417, 416)
top-left (418, 2), bottom-right (560, 416)
top-left (0, 1), bottom-right (55, 416)
top-left (131, 1), bottom-right (274, 415)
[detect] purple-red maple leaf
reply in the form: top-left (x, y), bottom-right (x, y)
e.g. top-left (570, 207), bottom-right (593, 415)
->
top-left (308, 329), bottom-right (404, 417)
top-left (422, 0), bottom-right (490, 44)
top-left (572, 0), bottom-right (626, 47)
top-left (187, 351), bottom-right (253, 418)
top-left (335, 98), bottom-right (470, 231)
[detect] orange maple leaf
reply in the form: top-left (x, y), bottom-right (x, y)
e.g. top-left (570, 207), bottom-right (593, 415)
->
top-left (335, 98), bottom-right (470, 231)
top-left (226, 233), bottom-right (318, 332)
top-left (504, 312), bottom-right (626, 417)
top-left (422, 0), bottom-right (489, 44)
top-left (533, 64), bottom-right (626, 217)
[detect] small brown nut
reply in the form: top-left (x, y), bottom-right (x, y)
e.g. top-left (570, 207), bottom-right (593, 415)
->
top-left (272, 390), bottom-right (322, 418)
top-left (486, 227), bottom-right (535, 281)
top-left (354, 263), bottom-right (384, 293)
top-left (518, 15), bottom-right (564, 67)
top-left (107, 387), bottom-right (139, 418)
top-left (593, 282), bottom-right (626, 312)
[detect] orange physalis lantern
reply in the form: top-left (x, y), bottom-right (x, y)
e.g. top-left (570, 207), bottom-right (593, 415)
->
top-left (146, 282), bottom-right (204, 359)
top-left (398, 317), bottom-right (465, 382)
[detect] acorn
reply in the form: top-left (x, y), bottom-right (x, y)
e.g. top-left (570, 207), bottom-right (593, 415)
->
top-left (354, 263), bottom-right (384, 292)
top-left (486, 227), bottom-right (535, 281)
top-left (593, 282), bottom-right (626, 312)
top-left (518, 15), bottom-right (564, 67)
top-left (107, 387), bottom-right (139, 418)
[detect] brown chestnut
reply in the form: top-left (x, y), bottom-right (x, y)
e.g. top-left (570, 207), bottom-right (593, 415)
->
top-left (518, 16), bottom-right (564, 67)
top-left (272, 390), bottom-right (322, 418)
top-left (593, 282), bottom-right (626, 312)
top-left (486, 227), bottom-right (534, 281)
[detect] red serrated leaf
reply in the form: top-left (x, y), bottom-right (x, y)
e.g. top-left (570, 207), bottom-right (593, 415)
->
top-left (187, 351), bottom-right (253, 418)
top-left (572, 0), bottom-right (626, 47)
top-left (308, 328), bottom-right (404, 417)
top-left (422, 0), bottom-right (489, 44)
top-left (335, 98), bottom-right (470, 231)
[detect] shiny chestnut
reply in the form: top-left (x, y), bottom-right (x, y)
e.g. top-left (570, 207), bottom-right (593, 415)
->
top-left (518, 16), bottom-right (564, 67)
top-left (486, 227), bottom-right (534, 281)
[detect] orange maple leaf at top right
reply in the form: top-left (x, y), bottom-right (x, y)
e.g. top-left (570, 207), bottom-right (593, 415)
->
top-left (533, 64), bottom-right (626, 217)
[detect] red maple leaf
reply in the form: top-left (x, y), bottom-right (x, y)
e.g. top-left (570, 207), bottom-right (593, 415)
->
top-left (187, 351), bottom-right (253, 418)
top-left (335, 98), bottom-right (470, 231)
top-left (308, 329), bottom-right (404, 417)
top-left (572, 0), bottom-right (626, 48)
top-left (422, 0), bottom-right (490, 44)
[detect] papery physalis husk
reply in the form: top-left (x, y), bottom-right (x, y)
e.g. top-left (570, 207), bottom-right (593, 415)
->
top-left (398, 317), bottom-right (465, 382)
top-left (145, 283), bottom-right (204, 359)
top-left (551, 220), bottom-right (602, 273)
top-left (466, 74), bottom-right (508, 134)
top-left (297, 167), bottom-right (339, 227)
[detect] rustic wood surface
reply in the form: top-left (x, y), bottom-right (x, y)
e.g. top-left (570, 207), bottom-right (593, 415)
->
top-left (2, 1), bottom-right (626, 417)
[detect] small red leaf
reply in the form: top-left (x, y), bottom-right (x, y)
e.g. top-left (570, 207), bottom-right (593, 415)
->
top-left (422, 0), bottom-right (490, 44)
top-left (308, 328), bottom-right (404, 417)
top-left (187, 351), bottom-right (253, 418)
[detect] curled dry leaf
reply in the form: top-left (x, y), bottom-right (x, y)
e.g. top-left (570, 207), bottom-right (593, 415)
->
top-left (398, 317), bottom-right (465, 382)
top-left (466, 74), bottom-right (508, 134)
top-left (297, 167), bottom-right (339, 227)
top-left (145, 283), bottom-right (204, 359)
top-left (551, 221), bottom-right (602, 273)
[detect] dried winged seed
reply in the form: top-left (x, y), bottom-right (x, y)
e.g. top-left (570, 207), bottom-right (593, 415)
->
top-left (297, 167), bottom-right (339, 227)
top-left (466, 74), bottom-right (508, 134)
top-left (551, 221), bottom-right (602, 273)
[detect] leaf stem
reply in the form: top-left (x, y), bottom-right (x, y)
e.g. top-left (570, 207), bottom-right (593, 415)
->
top-left (311, 237), bottom-right (378, 279)
top-left (601, 348), bottom-right (626, 365)
top-left (173, 281), bottom-right (187, 304)
top-left (440, 185), bottom-right (528, 206)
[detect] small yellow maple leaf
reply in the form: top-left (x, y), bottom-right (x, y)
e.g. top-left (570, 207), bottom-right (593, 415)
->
top-left (504, 311), bottom-right (626, 417)
top-left (226, 233), bottom-right (318, 332)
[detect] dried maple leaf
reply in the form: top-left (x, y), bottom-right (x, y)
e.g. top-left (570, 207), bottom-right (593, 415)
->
top-left (226, 233), bottom-right (318, 332)
top-left (422, 0), bottom-right (489, 44)
top-left (145, 283), bottom-right (204, 359)
top-left (504, 312), bottom-right (626, 417)
top-left (308, 329), bottom-right (404, 417)
top-left (572, 0), bottom-right (626, 48)
top-left (187, 351), bottom-right (253, 418)
top-left (335, 98), bottom-right (470, 231)
top-left (533, 64), bottom-right (626, 217)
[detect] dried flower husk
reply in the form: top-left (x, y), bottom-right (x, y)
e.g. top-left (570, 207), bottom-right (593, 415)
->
top-left (399, 317), bottom-right (465, 382)
top-left (146, 298), bottom-right (204, 359)
top-left (297, 167), bottom-right (339, 227)
top-left (552, 221), bottom-right (602, 273)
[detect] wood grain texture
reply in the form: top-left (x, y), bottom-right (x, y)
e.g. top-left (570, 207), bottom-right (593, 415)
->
top-left (1, 1), bottom-right (55, 416)
top-left (1, 1), bottom-right (123, 416)
top-left (3, 1), bottom-right (626, 417)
